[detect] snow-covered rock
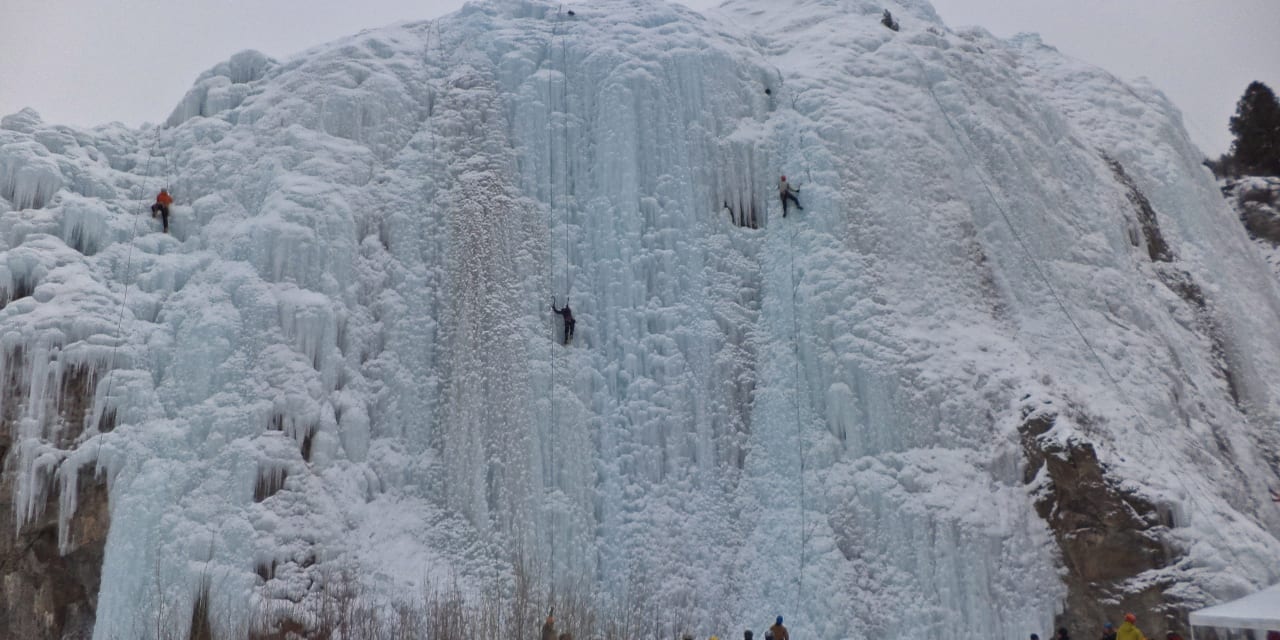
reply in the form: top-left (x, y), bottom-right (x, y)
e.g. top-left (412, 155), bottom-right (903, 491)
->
top-left (1225, 176), bottom-right (1280, 279)
top-left (0, 0), bottom-right (1278, 638)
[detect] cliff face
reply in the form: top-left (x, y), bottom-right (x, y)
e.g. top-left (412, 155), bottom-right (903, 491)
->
top-left (1226, 176), bottom-right (1280, 278)
top-left (0, 347), bottom-right (109, 639)
top-left (1, 0), bottom-right (1279, 638)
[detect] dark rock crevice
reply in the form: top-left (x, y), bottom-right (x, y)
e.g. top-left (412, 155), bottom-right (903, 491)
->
top-left (1019, 409), bottom-right (1183, 640)
top-left (1107, 157), bottom-right (1171, 263)
top-left (0, 348), bottom-right (112, 639)
top-left (0, 465), bottom-right (109, 640)
top-left (723, 192), bottom-right (761, 229)
top-left (1108, 157), bottom-right (1246, 412)
top-left (1153, 267), bottom-right (1244, 411)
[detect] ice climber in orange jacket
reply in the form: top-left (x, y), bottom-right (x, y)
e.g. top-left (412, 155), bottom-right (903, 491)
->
top-left (151, 189), bottom-right (174, 233)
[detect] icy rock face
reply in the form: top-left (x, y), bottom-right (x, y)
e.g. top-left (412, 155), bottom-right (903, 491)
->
top-left (166, 50), bottom-right (277, 127)
top-left (1, 0), bottom-right (1280, 638)
top-left (1224, 176), bottom-right (1280, 278)
top-left (1, 107), bottom-right (44, 134)
top-left (0, 139), bottom-right (63, 210)
top-left (0, 450), bottom-right (108, 640)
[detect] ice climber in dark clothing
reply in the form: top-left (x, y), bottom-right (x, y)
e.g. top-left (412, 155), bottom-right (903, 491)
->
top-left (552, 299), bottom-right (575, 345)
top-left (779, 175), bottom-right (802, 217)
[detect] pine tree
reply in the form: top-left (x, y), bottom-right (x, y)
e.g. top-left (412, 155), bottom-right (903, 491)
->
top-left (1229, 81), bottom-right (1280, 176)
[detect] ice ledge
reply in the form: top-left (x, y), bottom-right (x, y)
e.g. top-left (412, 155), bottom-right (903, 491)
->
top-left (166, 50), bottom-right (277, 128)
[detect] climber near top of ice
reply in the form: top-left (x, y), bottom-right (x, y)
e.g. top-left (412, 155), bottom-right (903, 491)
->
top-left (541, 614), bottom-right (556, 640)
top-left (779, 175), bottom-right (803, 217)
top-left (769, 616), bottom-right (790, 640)
top-left (881, 9), bottom-right (900, 31)
top-left (150, 188), bottom-right (174, 234)
top-left (552, 298), bottom-right (575, 345)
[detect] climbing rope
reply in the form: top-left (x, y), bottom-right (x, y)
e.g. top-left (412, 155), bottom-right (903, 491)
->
top-left (425, 19), bottom-right (448, 273)
top-left (787, 218), bottom-right (807, 609)
top-left (561, 33), bottom-right (572, 301)
top-left (544, 7), bottom-right (564, 583)
top-left (98, 132), bottom-right (162, 449)
top-left (777, 106), bottom-right (809, 612)
top-left (546, 7), bottom-right (563, 320)
top-left (898, 34), bottom-right (1261, 575)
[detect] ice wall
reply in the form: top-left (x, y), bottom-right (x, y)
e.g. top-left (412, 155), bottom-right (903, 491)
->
top-left (0, 0), bottom-right (1278, 638)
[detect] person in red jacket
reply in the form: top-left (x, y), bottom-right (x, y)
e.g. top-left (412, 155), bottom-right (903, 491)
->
top-left (150, 189), bottom-right (174, 233)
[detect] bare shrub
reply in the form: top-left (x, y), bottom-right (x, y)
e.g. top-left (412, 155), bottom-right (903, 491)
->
top-left (141, 554), bottom-right (724, 640)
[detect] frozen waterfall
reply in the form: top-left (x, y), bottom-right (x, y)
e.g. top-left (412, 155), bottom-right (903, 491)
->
top-left (0, 0), bottom-right (1278, 638)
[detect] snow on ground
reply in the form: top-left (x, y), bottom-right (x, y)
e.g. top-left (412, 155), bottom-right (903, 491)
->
top-left (1, 0), bottom-right (1278, 638)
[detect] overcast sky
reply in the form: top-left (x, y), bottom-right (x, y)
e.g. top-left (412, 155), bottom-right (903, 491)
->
top-left (1, 0), bottom-right (1276, 155)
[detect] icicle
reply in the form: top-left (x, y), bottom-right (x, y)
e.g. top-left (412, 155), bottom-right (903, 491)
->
top-left (254, 462), bottom-right (289, 502)
top-left (14, 437), bottom-right (62, 532)
top-left (60, 198), bottom-right (114, 256)
top-left (0, 141), bottom-right (63, 209)
top-left (55, 456), bottom-right (81, 553)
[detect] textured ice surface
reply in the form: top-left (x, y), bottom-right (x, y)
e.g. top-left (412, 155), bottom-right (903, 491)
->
top-left (1, 0), bottom-right (1278, 638)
